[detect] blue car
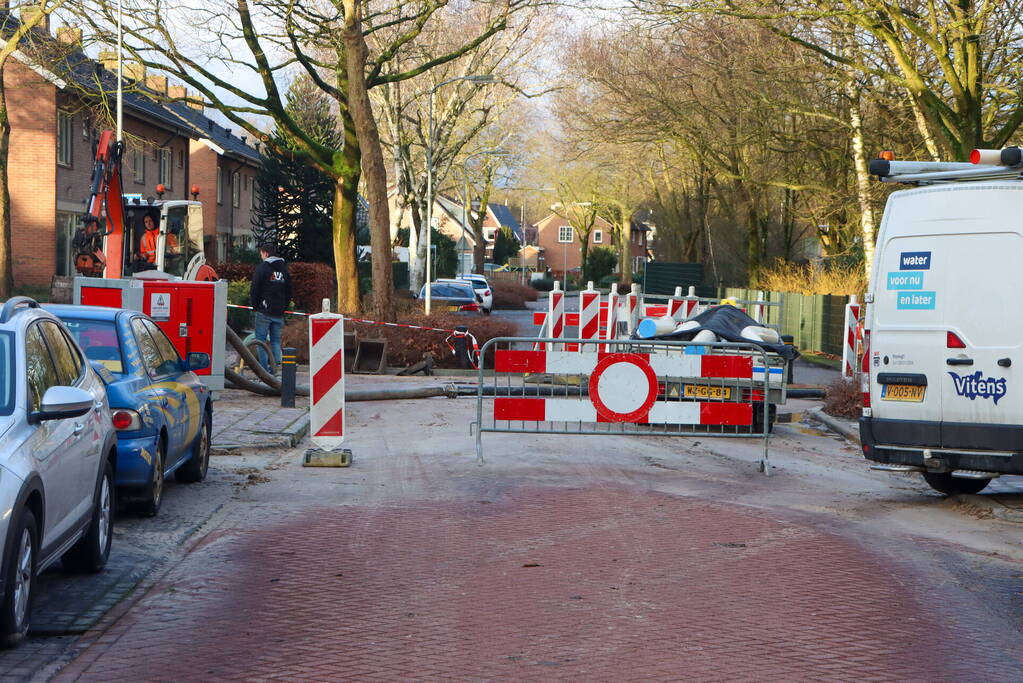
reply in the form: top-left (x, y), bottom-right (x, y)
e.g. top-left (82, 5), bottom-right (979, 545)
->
top-left (44, 305), bottom-right (212, 517)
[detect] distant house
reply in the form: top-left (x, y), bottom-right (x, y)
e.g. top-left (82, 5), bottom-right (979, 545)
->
top-left (534, 212), bottom-right (649, 278)
top-left (483, 203), bottom-right (524, 246)
top-left (387, 190), bottom-right (476, 273)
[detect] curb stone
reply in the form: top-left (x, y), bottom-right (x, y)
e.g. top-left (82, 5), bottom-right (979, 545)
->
top-left (806, 406), bottom-right (861, 444)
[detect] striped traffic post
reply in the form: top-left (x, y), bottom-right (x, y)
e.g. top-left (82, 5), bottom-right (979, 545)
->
top-left (579, 281), bottom-right (600, 349)
top-left (548, 281), bottom-right (565, 351)
top-left (842, 295), bottom-right (861, 379)
top-left (625, 284), bottom-right (641, 335)
top-left (306, 299), bottom-right (351, 466)
top-left (605, 283), bottom-right (620, 340)
top-left (668, 286), bottom-right (685, 321)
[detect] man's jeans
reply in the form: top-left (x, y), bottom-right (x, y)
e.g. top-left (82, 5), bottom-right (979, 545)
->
top-left (254, 311), bottom-right (283, 371)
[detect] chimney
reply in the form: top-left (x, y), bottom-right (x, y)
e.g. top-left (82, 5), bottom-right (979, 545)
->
top-left (57, 27), bottom-right (82, 49)
top-left (145, 75), bottom-right (167, 95)
top-left (20, 6), bottom-right (49, 33)
top-left (123, 61), bottom-right (145, 82)
top-left (98, 50), bottom-right (118, 72)
top-left (169, 85), bottom-right (203, 110)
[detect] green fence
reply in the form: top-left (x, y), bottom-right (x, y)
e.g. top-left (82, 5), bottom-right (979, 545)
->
top-left (716, 287), bottom-right (851, 356)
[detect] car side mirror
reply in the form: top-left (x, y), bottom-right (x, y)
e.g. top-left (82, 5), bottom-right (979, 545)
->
top-left (32, 386), bottom-right (94, 423)
top-left (186, 352), bottom-right (211, 371)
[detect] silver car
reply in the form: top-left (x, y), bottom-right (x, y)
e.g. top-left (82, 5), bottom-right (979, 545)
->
top-left (0, 297), bottom-right (117, 647)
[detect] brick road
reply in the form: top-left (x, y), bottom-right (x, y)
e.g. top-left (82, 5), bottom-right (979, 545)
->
top-left (51, 485), bottom-right (1022, 681)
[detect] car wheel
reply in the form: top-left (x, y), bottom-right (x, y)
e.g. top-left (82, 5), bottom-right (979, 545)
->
top-left (62, 459), bottom-right (114, 573)
top-left (131, 438), bottom-right (165, 517)
top-left (922, 472), bottom-right (992, 495)
top-left (176, 408), bottom-right (211, 484)
top-left (0, 508), bottom-right (38, 649)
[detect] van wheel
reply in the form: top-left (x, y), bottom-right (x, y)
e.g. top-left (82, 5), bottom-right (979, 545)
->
top-left (922, 472), bottom-right (991, 495)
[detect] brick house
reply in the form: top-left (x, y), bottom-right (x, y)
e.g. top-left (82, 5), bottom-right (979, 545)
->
top-left (534, 212), bottom-right (648, 278)
top-left (4, 20), bottom-right (262, 286)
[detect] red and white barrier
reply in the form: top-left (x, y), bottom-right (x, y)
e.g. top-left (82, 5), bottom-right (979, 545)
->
top-left (494, 350), bottom-right (752, 425)
top-left (843, 295), bottom-right (862, 379)
top-left (309, 300), bottom-right (345, 450)
top-left (547, 282), bottom-right (565, 351)
top-left (625, 284), bottom-right (641, 335)
top-left (579, 282), bottom-right (600, 346)
top-left (668, 286), bottom-right (685, 321)
top-left (605, 283), bottom-right (620, 340)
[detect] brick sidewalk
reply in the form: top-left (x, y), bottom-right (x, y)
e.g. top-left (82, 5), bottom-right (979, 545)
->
top-left (51, 487), bottom-right (1021, 681)
top-left (211, 392), bottom-right (308, 451)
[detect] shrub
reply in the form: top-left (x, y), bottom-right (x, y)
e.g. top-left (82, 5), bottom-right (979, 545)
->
top-left (492, 281), bottom-right (538, 302)
top-left (349, 312), bottom-right (516, 369)
top-left (531, 277), bottom-right (556, 292)
top-left (289, 262), bottom-right (336, 312)
top-left (209, 260), bottom-right (255, 283)
top-left (758, 259), bottom-right (866, 296)
top-left (823, 377), bottom-right (863, 418)
top-left (227, 281), bottom-right (253, 332)
top-left (585, 246), bottom-right (617, 284)
top-left (491, 290), bottom-right (526, 310)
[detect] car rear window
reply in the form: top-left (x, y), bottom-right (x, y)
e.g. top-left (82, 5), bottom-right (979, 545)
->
top-left (0, 331), bottom-right (13, 416)
top-left (429, 284), bottom-right (473, 298)
top-left (60, 319), bottom-right (125, 375)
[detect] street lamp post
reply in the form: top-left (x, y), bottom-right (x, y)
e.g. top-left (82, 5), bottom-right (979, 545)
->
top-left (425, 74), bottom-right (496, 315)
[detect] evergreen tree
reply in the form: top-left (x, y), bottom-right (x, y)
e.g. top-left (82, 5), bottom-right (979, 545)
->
top-left (492, 227), bottom-right (521, 265)
top-left (253, 78), bottom-right (343, 264)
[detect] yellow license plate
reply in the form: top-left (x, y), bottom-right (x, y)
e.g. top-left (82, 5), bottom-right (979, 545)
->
top-left (881, 384), bottom-right (925, 402)
top-left (683, 385), bottom-right (731, 399)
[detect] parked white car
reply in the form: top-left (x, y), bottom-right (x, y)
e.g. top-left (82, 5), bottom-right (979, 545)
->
top-left (0, 297), bottom-right (117, 647)
top-left (443, 275), bottom-right (493, 314)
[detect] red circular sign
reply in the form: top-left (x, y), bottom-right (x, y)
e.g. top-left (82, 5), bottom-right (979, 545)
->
top-left (588, 353), bottom-right (658, 422)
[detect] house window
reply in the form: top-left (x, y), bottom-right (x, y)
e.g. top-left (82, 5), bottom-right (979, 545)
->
top-left (593, 230), bottom-right (602, 244)
top-left (81, 118), bottom-right (89, 140)
top-left (133, 148), bottom-right (145, 184)
top-left (57, 111), bottom-right (73, 166)
top-left (558, 225), bottom-right (573, 243)
top-left (178, 148), bottom-right (184, 169)
top-left (250, 181), bottom-right (257, 210)
top-left (158, 148), bottom-right (172, 188)
top-left (217, 167), bottom-right (223, 204)
top-left (484, 227), bottom-right (497, 242)
top-left (232, 171), bottom-right (240, 208)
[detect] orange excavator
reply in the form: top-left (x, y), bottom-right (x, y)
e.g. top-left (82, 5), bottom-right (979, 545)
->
top-left (73, 130), bottom-right (217, 281)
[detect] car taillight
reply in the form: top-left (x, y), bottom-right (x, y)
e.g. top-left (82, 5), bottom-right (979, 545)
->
top-left (861, 328), bottom-right (871, 411)
top-left (459, 303), bottom-right (480, 312)
top-left (484, 289), bottom-right (491, 296)
top-left (947, 331), bottom-right (966, 348)
top-left (111, 409), bottom-right (141, 431)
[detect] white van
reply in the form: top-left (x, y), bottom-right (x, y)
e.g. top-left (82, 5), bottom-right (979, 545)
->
top-left (860, 152), bottom-right (1023, 494)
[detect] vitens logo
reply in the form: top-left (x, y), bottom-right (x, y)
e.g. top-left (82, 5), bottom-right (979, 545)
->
top-left (948, 371), bottom-right (1007, 405)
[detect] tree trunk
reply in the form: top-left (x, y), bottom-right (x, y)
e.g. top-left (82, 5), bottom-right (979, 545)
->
top-left (333, 155), bottom-right (361, 314)
top-left (848, 87), bottom-right (877, 278)
top-left (342, 2), bottom-right (394, 321)
top-left (0, 72), bottom-right (12, 299)
top-left (412, 197), bottom-right (429, 286)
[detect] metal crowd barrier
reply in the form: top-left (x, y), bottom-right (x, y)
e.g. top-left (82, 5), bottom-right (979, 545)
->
top-left (472, 337), bottom-right (786, 475)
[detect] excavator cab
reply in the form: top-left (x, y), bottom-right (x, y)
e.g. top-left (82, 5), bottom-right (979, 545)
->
top-left (118, 199), bottom-right (215, 280)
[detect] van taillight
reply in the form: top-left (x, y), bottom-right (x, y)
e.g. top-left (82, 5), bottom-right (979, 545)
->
top-left (861, 328), bottom-right (871, 410)
top-left (947, 331), bottom-right (966, 348)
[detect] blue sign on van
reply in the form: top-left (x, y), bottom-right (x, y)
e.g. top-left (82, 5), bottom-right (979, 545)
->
top-left (897, 291), bottom-right (936, 309)
top-left (900, 251), bottom-right (931, 270)
top-left (887, 271), bottom-right (924, 290)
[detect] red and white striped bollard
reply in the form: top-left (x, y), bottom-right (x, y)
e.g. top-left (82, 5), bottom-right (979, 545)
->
top-left (307, 299), bottom-right (351, 465)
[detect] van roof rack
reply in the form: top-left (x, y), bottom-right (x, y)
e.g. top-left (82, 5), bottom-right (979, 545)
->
top-left (871, 147), bottom-right (1023, 185)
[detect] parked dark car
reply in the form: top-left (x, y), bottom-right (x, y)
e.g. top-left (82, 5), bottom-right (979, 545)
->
top-left (416, 282), bottom-right (485, 313)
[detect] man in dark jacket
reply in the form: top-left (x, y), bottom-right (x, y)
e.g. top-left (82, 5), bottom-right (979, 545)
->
top-left (251, 243), bottom-right (293, 372)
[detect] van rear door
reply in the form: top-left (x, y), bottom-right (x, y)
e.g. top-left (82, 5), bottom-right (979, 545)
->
top-left (932, 232), bottom-right (1023, 442)
top-left (872, 235), bottom-right (944, 445)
